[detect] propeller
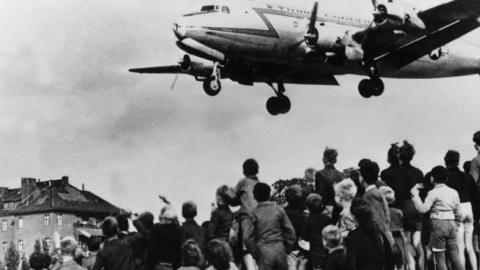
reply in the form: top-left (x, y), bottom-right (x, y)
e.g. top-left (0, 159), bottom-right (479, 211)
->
top-left (304, 2), bottom-right (319, 48)
top-left (170, 55), bottom-right (192, 90)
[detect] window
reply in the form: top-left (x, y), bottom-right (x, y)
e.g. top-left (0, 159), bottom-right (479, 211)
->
top-left (18, 217), bottom-right (23, 229)
top-left (2, 242), bottom-right (6, 253)
top-left (57, 214), bottom-right (63, 226)
top-left (44, 215), bottom-right (50, 226)
top-left (44, 237), bottom-right (51, 249)
top-left (1, 220), bottom-right (7, 232)
top-left (18, 240), bottom-right (23, 251)
top-left (221, 6), bottom-right (230, 14)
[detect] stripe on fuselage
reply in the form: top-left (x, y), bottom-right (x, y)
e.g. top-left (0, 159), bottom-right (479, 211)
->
top-left (202, 8), bottom-right (306, 38)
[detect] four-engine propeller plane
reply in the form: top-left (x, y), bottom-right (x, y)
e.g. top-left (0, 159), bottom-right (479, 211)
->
top-left (130, 0), bottom-right (480, 115)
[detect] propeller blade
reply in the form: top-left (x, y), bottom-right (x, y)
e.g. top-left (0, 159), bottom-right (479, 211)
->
top-left (308, 2), bottom-right (318, 32)
top-left (372, 0), bottom-right (377, 10)
top-left (170, 71), bottom-right (180, 90)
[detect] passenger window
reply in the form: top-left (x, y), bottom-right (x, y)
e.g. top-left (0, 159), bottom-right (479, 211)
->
top-left (222, 6), bottom-right (230, 13)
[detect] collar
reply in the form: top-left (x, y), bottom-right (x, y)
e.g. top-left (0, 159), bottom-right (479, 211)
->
top-left (434, 183), bottom-right (447, 189)
top-left (328, 246), bottom-right (345, 254)
top-left (245, 175), bottom-right (258, 181)
top-left (184, 219), bottom-right (197, 225)
top-left (62, 255), bottom-right (73, 263)
top-left (365, 185), bottom-right (376, 192)
top-left (447, 166), bottom-right (460, 172)
top-left (258, 201), bottom-right (274, 207)
top-left (324, 164), bottom-right (336, 170)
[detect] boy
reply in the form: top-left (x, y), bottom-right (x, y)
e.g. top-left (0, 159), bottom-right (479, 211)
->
top-left (411, 166), bottom-right (463, 270)
top-left (302, 193), bottom-right (333, 270)
top-left (322, 225), bottom-right (346, 270)
top-left (244, 182), bottom-right (296, 270)
top-left (208, 185), bottom-right (233, 242)
top-left (181, 201), bottom-right (205, 250)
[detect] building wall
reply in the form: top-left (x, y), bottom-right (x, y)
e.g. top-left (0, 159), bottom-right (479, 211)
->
top-left (0, 213), bottom-right (79, 257)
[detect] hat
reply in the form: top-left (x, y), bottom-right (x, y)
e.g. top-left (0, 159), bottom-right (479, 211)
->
top-left (159, 204), bottom-right (178, 221)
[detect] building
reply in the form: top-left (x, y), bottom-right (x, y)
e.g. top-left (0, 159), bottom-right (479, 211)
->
top-left (0, 176), bottom-right (121, 257)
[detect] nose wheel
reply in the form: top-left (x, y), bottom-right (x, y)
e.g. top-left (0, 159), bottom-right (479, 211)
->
top-left (358, 77), bottom-right (384, 98)
top-left (266, 82), bottom-right (291, 115)
top-left (203, 62), bottom-right (222, 96)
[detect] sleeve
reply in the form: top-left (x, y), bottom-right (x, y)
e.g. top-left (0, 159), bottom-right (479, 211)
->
top-left (471, 158), bottom-right (480, 183)
top-left (207, 211), bottom-right (218, 240)
top-left (279, 208), bottom-right (297, 250)
top-left (243, 214), bottom-right (257, 257)
top-left (92, 253), bottom-right (104, 270)
top-left (229, 181), bottom-right (243, 206)
top-left (453, 192), bottom-right (463, 223)
top-left (412, 190), bottom-right (435, 214)
top-left (345, 234), bottom-right (357, 270)
top-left (382, 195), bottom-right (391, 226)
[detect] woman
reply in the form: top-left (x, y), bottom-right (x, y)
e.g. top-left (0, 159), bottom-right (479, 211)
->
top-left (345, 197), bottom-right (393, 270)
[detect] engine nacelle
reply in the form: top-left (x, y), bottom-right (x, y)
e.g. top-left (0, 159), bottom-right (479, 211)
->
top-left (373, 3), bottom-right (425, 32)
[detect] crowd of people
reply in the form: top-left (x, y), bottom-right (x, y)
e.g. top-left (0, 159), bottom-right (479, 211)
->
top-left (26, 130), bottom-right (480, 270)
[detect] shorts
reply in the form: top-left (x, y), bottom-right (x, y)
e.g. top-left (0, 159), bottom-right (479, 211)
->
top-left (429, 219), bottom-right (458, 252)
top-left (460, 202), bottom-right (474, 233)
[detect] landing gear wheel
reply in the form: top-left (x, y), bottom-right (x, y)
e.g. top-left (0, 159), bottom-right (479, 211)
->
top-left (358, 79), bottom-right (373, 98)
top-left (371, 77), bottom-right (384, 97)
top-left (266, 95), bottom-right (291, 115)
top-left (203, 76), bottom-right (222, 96)
top-left (266, 97), bottom-right (280, 116)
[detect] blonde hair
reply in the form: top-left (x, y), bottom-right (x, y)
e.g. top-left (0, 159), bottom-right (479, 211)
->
top-left (322, 225), bottom-right (342, 248)
top-left (379, 186), bottom-right (395, 205)
top-left (334, 179), bottom-right (357, 202)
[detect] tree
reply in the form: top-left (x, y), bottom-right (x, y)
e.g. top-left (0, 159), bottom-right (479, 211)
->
top-left (271, 178), bottom-right (313, 205)
top-left (4, 241), bottom-right (19, 270)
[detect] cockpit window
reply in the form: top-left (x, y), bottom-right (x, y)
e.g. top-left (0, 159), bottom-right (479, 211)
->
top-left (184, 5), bottom-right (230, 16)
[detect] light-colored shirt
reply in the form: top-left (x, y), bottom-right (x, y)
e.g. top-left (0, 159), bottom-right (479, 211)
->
top-left (412, 184), bottom-right (462, 221)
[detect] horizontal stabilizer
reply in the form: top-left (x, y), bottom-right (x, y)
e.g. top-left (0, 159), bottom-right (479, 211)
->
top-left (129, 65), bottom-right (182, 74)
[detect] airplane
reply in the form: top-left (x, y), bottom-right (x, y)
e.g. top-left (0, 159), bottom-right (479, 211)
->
top-left (129, 0), bottom-right (480, 115)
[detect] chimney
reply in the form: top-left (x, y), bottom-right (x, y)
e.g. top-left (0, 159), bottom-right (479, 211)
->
top-left (21, 178), bottom-right (37, 200)
top-left (82, 184), bottom-right (85, 191)
top-left (61, 176), bottom-right (69, 186)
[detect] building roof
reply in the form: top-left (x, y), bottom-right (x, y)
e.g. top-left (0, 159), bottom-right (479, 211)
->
top-left (0, 178), bottom-right (122, 217)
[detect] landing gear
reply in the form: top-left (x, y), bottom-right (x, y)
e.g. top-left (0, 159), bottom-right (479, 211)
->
top-left (203, 62), bottom-right (222, 96)
top-left (358, 62), bottom-right (385, 98)
top-left (266, 82), bottom-right (291, 115)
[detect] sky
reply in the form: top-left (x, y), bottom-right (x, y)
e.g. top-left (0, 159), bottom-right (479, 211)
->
top-left (0, 0), bottom-right (480, 221)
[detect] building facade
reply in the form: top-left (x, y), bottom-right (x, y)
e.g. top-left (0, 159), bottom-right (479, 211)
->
top-left (0, 176), bottom-right (121, 257)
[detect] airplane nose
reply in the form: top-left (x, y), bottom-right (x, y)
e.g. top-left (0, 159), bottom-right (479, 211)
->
top-left (173, 21), bottom-right (187, 40)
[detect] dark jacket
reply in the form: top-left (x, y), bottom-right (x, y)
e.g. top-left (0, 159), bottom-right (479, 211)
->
top-left (93, 238), bottom-right (135, 270)
top-left (382, 163), bottom-right (423, 208)
top-left (208, 204), bottom-right (233, 241)
top-left (146, 223), bottom-right (182, 270)
top-left (315, 165), bottom-right (344, 206)
top-left (363, 187), bottom-right (390, 236)
top-left (324, 247), bottom-right (347, 270)
top-left (284, 204), bottom-right (308, 250)
top-left (446, 166), bottom-right (480, 203)
top-left (345, 227), bottom-right (393, 270)
top-left (57, 260), bottom-right (87, 270)
top-left (181, 219), bottom-right (205, 249)
top-left (301, 212), bottom-right (333, 268)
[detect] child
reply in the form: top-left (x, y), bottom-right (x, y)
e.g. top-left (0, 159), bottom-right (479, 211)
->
top-left (178, 239), bottom-right (204, 270)
top-left (284, 185), bottom-right (308, 270)
top-left (411, 166), bottom-right (463, 270)
top-left (334, 179), bottom-right (358, 237)
top-left (205, 239), bottom-right (238, 270)
top-left (322, 225), bottom-right (346, 270)
top-left (380, 186), bottom-right (409, 270)
top-left (208, 186), bottom-right (233, 242)
top-left (244, 182), bottom-right (296, 270)
top-left (301, 193), bottom-right (333, 270)
top-left (181, 201), bottom-right (206, 250)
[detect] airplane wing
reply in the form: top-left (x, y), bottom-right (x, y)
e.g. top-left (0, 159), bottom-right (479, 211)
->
top-left (357, 0), bottom-right (480, 74)
top-left (129, 65), bottom-right (182, 74)
top-left (375, 18), bottom-right (480, 74)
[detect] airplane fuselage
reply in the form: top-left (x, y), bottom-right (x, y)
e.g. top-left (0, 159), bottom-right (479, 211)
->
top-left (174, 0), bottom-right (480, 79)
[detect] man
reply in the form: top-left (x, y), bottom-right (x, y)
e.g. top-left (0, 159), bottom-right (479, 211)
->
top-left (244, 182), bottom-right (296, 270)
top-left (470, 131), bottom-right (480, 183)
top-left (359, 160), bottom-right (392, 244)
top-left (56, 237), bottom-right (87, 270)
top-left (411, 166), bottom-right (463, 270)
top-left (315, 148), bottom-right (344, 215)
